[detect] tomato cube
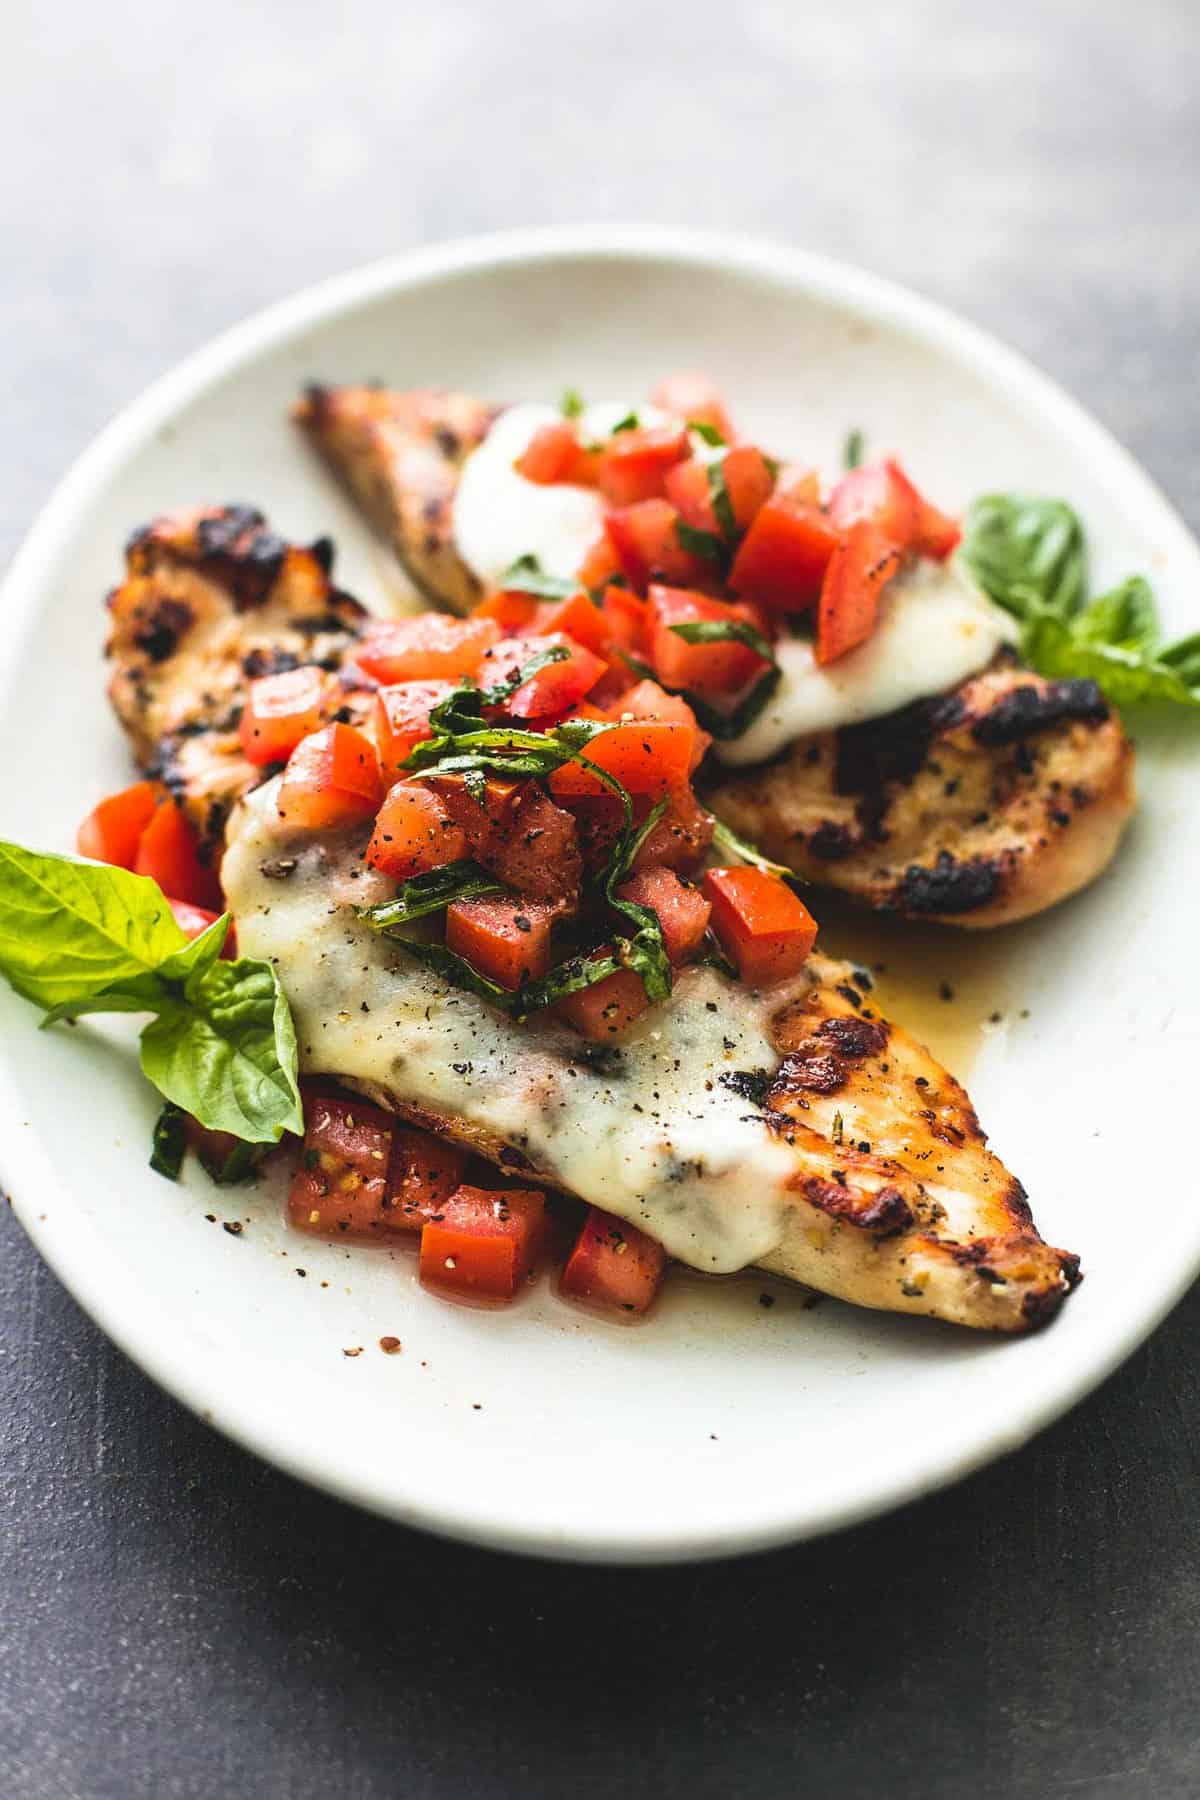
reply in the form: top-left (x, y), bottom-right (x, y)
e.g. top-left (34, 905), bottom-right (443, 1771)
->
top-left (77, 779), bottom-right (162, 870)
top-left (366, 780), bottom-right (467, 878)
top-left (470, 589), bottom-right (538, 633)
top-left (596, 424), bottom-right (690, 507)
top-left (477, 785), bottom-right (583, 904)
top-left (357, 614), bottom-right (499, 683)
top-left (630, 786), bottom-right (715, 875)
top-left (665, 446), bottom-right (775, 536)
top-left (703, 866), bottom-right (818, 986)
top-left (650, 371), bottom-right (735, 443)
top-left (816, 520), bottom-right (901, 665)
top-left (277, 724), bottom-right (384, 832)
top-left (287, 1090), bottom-right (394, 1237)
top-left (828, 458), bottom-right (960, 561)
top-left (532, 590), bottom-right (609, 653)
top-left (560, 1206), bottom-right (668, 1314)
top-left (616, 866), bottom-right (711, 964)
top-left (548, 720), bottom-right (695, 800)
top-left (134, 795), bottom-right (222, 909)
top-left (445, 895), bottom-right (557, 989)
top-left (599, 584), bottom-right (650, 653)
top-left (604, 499), bottom-right (711, 594)
top-left (555, 961), bottom-right (650, 1039)
top-left (514, 421), bottom-right (581, 484)
top-left (373, 680), bottom-right (456, 778)
top-left (609, 679), bottom-right (711, 769)
top-left (239, 665), bottom-right (326, 766)
top-left (419, 1184), bottom-right (546, 1299)
top-left (384, 1126), bottom-right (468, 1232)
top-left (576, 533), bottom-right (624, 591)
top-left (647, 585), bottom-right (770, 697)
top-left (730, 492), bottom-right (841, 612)
top-left (482, 632), bottom-right (606, 718)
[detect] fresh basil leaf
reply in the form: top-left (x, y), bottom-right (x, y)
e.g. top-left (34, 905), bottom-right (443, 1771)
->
top-left (0, 844), bottom-right (187, 1009)
top-left (844, 429), bottom-right (865, 471)
top-left (1158, 631), bottom-right (1200, 687)
top-left (609, 412), bottom-right (639, 434)
top-left (668, 618), bottom-right (777, 664)
top-left (711, 818), bottom-right (796, 879)
top-left (1070, 575), bottom-right (1158, 652)
top-left (688, 419), bottom-right (726, 447)
top-left (359, 860), bottom-right (503, 931)
top-left (675, 519), bottom-right (728, 566)
top-left (150, 1102), bottom-right (187, 1181)
top-left (41, 912), bottom-right (232, 1025)
top-left (137, 952), bottom-right (302, 1143)
top-left (707, 460), bottom-right (738, 542)
top-left (499, 554), bottom-right (578, 601)
top-left (962, 493), bottom-right (1087, 621)
top-left (560, 388), bottom-right (584, 420)
top-left (1022, 605), bottom-right (1200, 709)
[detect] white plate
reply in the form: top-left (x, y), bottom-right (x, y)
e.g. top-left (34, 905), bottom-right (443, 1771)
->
top-left (1, 226), bottom-right (1197, 1564)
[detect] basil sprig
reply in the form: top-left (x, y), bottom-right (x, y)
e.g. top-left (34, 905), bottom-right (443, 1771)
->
top-left (499, 553), bottom-right (578, 601)
top-left (0, 844), bottom-right (303, 1144)
top-left (962, 493), bottom-right (1199, 709)
top-left (710, 818), bottom-right (797, 880)
top-left (359, 860), bottom-right (502, 931)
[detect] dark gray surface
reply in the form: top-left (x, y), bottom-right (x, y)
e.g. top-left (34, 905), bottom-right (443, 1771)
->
top-left (2, 3), bottom-right (1198, 1795)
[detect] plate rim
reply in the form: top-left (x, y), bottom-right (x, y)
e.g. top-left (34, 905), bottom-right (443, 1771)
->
top-left (2, 222), bottom-right (1197, 1564)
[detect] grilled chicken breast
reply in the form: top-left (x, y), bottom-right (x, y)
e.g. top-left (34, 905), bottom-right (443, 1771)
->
top-left (289, 383), bottom-right (1136, 927)
top-left (294, 384), bottom-right (499, 614)
top-left (101, 505), bottom-right (1080, 1331)
top-left (106, 505), bottom-right (366, 858)
top-left (222, 783), bottom-right (1080, 1332)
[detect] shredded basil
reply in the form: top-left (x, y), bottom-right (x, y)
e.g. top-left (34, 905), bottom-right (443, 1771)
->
top-left (707, 460), bottom-right (738, 541)
top-left (688, 420), bottom-right (726, 447)
top-left (609, 411), bottom-right (639, 434)
top-left (359, 860), bottom-right (503, 931)
top-left (844, 429), bottom-right (865, 471)
top-left (668, 618), bottom-right (777, 665)
top-left (710, 818), bottom-right (797, 880)
top-left (675, 519), bottom-right (728, 566)
top-left (499, 553), bottom-right (578, 601)
top-left (560, 388), bottom-right (584, 420)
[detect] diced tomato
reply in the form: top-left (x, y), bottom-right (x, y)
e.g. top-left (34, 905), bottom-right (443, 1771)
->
top-left (604, 499), bottom-right (711, 594)
top-left (532, 590), bottom-right (609, 653)
top-left (576, 533), bottom-right (624, 591)
top-left (599, 583), bottom-right (650, 652)
top-left (482, 632), bottom-right (606, 719)
top-left (555, 960), bottom-right (650, 1039)
top-left (729, 491), bottom-right (841, 612)
top-left (365, 780), bottom-right (467, 878)
top-left (373, 680), bottom-right (456, 778)
top-left (134, 796), bottom-right (222, 909)
top-left (609, 679), bottom-right (711, 770)
top-left (774, 465), bottom-right (821, 506)
top-left (77, 779), bottom-right (161, 870)
top-left (430, 773), bottom-right (526, 862)
top-left (703, 866), bottom-right (818, 986)
top-left (630, 785), bottom-right (715, 875)
top-left (616, 866), bottom-right (711, 964)
top-left (828, 458), bottom-right (960, 561)
top-left (647, 585), bottom-right (770, 697)
top-left (357, 614), bottom-right (499, 684)
top-left (816, 520), bottom-right (901, 665)
top-left (287, 1091), bottom-right (395, 1238)
top-left (560, 1205), bottom-right (668, 1315)
top-left (548, 720), bottom-right (696, 799)
top-left (514, 421), bottom-right (583, 484)
top-left (665, 445), bottom-right (775, 536)
top-left (596, 424), bottom-right (690, 507)
top-left (445, 894), bottom-right (557, 990)
top-left (238, 665), bottom-right (325, 766)
top-left (483, 785), bottom-right (583, 904)
top-left (650, 371), bottom-right (735, 443)
top-left (277, 724), bottom-right (383, 832)
top-left (471, 589), bottom-right (538, 633)
top-left (419, 1184), bottom-right (546, 1299)
top-left (584, 652), bottom-right (640, 712)
top-left (385, 1126), bottom-right (468, 1232)
top-left (166, 898), bottom-right (235, 957)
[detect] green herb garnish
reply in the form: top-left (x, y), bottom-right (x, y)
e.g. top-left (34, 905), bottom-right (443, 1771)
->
top-left (0, 844), bottom-right (302, 1144)
top-left (499, 553), bottom-right (578, 602)
top-left (711, 818), bottom-right (796, 879)
top-left (962, 494), bottom-right (1199, 709)
top-left (560, 388), bottom-right (585, 420)
top-left (707, 460), bottom-right (738, 541)
top-left (150, 1101), bottom-right (187, 1180)
top-left (844, 429), bottom-right (865, 471)
top-left (359, 860), bottom-right (503, 932)
top-left (675, 519), bottom-right (728, 566)
top-left (668, 618), bottom-right (777, 664)
top-left (688, 419), bottom-right (726, 447)
top-left (609, 411), bottom-right (639, 434)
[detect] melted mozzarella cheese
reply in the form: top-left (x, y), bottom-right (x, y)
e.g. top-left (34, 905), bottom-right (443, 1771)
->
top-left (714, 558), bottom-right (1017, 767)
top-left (452, 400), bottom-right (668, 590)
top-left (223, 781), bottom-right (800, 1274)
